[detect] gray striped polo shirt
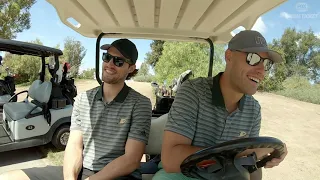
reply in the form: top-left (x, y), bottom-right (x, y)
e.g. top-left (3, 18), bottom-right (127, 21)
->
top-left (70, 83), bottom-right (152, 178)
top-left (165, 72), bottom-right (261, 147)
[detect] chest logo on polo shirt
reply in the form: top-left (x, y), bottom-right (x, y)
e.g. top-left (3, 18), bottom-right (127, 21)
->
top-left (119, 118), bottom-right (127, 124)
top-left (239, 131), bottom-right (247, 137)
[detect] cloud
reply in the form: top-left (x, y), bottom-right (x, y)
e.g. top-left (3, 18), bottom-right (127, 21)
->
top-left (251, 17), bottom-right (267, 34)
top-left (231, 26), bottom-right (245, 37)
top-left (280, 12), bottom-right (292, 19)
top-left (315, 32), bottom-right (320, 39)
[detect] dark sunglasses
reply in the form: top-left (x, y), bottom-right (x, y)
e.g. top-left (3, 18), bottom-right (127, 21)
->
top-left (236, 51), bottom-right (273, 71)
top-left (102, 52), bottom-right (132, 67)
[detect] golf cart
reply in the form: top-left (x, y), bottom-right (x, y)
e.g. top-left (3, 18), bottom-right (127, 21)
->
top-left (47, 0), bottom-right (288, 179)
top-left (151, 69), bottom-right (193, 117)
top-left (0, 56), bottom-right (17, 109)
top-left (0, 38), bottom-right (77, 153)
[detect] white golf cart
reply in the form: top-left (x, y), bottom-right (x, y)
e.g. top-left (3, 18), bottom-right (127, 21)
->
top-left (47, 0), bottom-right (288, 179)
top-left (0, 57), bottom-right (17, 106)
top-left (0, 38), bottom-right (77, 153)
top-left (151, 69), bottom-right (193, 117)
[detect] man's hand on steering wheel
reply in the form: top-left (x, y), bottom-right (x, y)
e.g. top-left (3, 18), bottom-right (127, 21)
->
top-left (264, 143), bottom-right (288, 168)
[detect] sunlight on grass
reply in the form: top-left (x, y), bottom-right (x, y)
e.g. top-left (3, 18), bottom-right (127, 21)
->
top-left (39, 144), bottom-right (64, 166)
top-left (275, 86), bottom-right (320, 105)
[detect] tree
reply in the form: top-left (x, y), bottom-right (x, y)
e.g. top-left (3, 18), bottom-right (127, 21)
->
top-left (62, 37), bottom-right (86, 78)
top-left (0, 0), bottom-right (36, 39)
top-left (137, 62), bottom-right (150, 76)
top-left (145, 40), bottom-right (165, 67)
top-left (154, 41), bottom-right (225, 85)
top-left (2, 38), bottom-right (52, 83)
top-left (272, 27), bottom-right (320, 79)
top-left (79, 68), bottom-right (95, 79)
top-left (259, 27), bottom-right (320, 91)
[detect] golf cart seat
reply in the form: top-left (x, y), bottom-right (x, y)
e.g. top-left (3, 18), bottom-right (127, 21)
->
top-left (146, 113), bottom-right (168, 154)
top-left (3, 80), bottom-right (52, 121)
top-left (140, 113), bottom-right (169, 179)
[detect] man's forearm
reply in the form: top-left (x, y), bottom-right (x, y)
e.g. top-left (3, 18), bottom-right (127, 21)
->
top-left (88, 154), bottom-right (139, 180)
top-left (63, 144), bottom-right (83, 180)
top-left (162, 144), bottom-right (204, 173)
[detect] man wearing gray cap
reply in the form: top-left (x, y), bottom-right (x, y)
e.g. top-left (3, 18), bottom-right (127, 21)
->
top-left (0, 39), bottom-right (152, 180)
top-left (153, 30), bottom-right (288, 180)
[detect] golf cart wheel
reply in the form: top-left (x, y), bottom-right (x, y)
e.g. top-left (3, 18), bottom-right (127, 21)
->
top-left (52, 125), bottom-right (70, 150)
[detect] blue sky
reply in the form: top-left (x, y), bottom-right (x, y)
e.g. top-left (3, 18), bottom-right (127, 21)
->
top-left (14, 0), bottom-right (320, 72)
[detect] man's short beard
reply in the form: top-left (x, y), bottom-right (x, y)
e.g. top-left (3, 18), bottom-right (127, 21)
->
top-left (102, 72), bottom-right (125, 84)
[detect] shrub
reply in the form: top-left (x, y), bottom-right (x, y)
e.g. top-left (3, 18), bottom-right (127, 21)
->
top-left (133, 75), bottom-right (154, 82)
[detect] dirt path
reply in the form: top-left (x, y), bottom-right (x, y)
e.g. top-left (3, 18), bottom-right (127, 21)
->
top-left (5, 80), bottom-right (320, 180)
top-left (253, 92), bottom-right (320, 180)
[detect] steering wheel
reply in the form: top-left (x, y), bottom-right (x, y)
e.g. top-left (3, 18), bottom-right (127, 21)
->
top-left (180, 137), bottom-right (285, 180)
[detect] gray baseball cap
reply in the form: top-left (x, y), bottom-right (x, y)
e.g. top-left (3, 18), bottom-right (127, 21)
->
top-left (228, 30), bottom-right (284, 63)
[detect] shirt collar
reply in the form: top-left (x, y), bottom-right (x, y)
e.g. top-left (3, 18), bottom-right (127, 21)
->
top-left (211, 72), bottom-right (246, 111)
top-left (95, 82), bottom-right (130, 103)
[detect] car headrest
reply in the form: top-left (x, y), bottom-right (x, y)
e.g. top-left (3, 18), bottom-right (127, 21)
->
top-left (145, 113), bottom-right (169, 155)
top-left (28, 80), bottom-right (52, 103)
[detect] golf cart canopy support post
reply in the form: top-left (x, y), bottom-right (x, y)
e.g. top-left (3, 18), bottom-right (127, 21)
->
top-left (95, 33), bottom-right (215, 85)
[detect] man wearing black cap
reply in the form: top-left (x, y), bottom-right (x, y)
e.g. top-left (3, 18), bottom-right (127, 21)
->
top-left (0, 39), bottom-right (152, 180)
top-left (153, 30), bottom-right (288, 180)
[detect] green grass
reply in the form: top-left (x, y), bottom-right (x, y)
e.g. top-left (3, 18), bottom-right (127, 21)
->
top-left (275, 85), bottom-right (320, 105)
top-left (38, 144), bottom-right (64, 166)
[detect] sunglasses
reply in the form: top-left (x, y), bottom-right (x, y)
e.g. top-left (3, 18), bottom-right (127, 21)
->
top-left (236, 51), bottom-right (273, 71)
top-left (102, 52), bottom-right (132, 67)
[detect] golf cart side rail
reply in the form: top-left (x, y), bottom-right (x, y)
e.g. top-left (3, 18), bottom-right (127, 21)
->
top-left (0, 38), bottom-right (63, 57)
top-left (95, 33), bottom-right (215, 85)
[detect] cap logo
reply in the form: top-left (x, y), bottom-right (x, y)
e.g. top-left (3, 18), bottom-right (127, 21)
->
top-left (255, 36), bottom-right (267, 46)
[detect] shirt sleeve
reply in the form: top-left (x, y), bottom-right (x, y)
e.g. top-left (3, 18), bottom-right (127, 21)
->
top-left (70, 93), bottom-right (82, 131)
top-left (165, 80), bottom-right (199, 140)
top-left (249, 104), bottom-right (261, 137)
top-left (128, 96), bottom-right (152, 144)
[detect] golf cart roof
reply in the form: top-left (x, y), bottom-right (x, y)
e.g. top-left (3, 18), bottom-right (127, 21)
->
top-left (47, 0), bottom-right (286, 43)
top-left (0, 38), bottom-right (63, 57)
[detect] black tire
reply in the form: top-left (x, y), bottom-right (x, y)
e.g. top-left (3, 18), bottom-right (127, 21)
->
top-left (52, 125), bottom-right (70, 150)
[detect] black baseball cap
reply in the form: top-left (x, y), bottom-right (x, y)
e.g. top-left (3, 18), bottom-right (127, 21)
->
top-left (100, 39), bottom-right (138, 64)
top-left (228, 30), bottom-right (284, 63)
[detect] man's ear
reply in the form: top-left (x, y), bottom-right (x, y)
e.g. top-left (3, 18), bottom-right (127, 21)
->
top-left (128, 64), bottom-right (136, 73)
top-left (225, 49), bottom-right (233, 64)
